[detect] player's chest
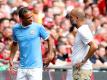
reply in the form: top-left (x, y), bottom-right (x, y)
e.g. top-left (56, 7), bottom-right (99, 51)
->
top-left (15, 28), bottom-right (39, 41)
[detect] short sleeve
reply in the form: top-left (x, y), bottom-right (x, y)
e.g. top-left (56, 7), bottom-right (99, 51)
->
top-left (12, 27), bottom-right (17, 42)
top-left (79, 25), bottom-right (93, 45)
top-left (39, 25), bottom-right (50, 40)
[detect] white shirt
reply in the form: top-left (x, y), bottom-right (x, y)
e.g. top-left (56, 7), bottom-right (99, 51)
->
top-left (72, 24), bottom-right (93, 70)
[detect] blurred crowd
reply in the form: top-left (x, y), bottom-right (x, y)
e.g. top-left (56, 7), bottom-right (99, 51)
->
top-left (0, 0), bottom-right (107, 69)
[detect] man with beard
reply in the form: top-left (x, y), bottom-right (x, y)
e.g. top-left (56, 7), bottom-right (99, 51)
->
top-left (70, 8), bottom-right (97, 80)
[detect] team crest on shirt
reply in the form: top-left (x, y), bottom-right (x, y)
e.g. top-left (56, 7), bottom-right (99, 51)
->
top-left (30, 30), bottom-right (35, 35)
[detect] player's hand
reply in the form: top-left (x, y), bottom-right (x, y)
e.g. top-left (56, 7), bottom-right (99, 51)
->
top-left (8, 59), bottom-right (15, 74)
top-left (43, 52), bottom-right (55, 67)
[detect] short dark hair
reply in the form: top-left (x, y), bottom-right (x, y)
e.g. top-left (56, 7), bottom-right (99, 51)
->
top-left (18, 7), bottom-right (30, 18)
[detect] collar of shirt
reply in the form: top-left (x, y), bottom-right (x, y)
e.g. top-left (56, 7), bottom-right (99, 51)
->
top-left (20, 22), bottom-right (33, 28)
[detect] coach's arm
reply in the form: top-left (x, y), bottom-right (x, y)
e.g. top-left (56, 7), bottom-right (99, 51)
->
top-left (82, 41), bottom-right (98, 63)
top-left (75, 41), bottom-right (98, 69)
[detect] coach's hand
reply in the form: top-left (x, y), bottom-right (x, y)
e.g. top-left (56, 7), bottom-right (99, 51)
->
top-left (75, 60), bottom-right (87, 70)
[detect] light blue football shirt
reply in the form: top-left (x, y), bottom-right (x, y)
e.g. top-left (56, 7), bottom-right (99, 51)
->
top-left (12, 22), bottom-right (49, 68)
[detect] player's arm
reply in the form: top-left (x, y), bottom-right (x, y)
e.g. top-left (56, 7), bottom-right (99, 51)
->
top-left (43, 35), bottom-right (56, 67)
top-left (46, 35), bottom-right (53, 56)
top-left (9, 41), bottom-right (18, 68)
top-left (44, 35), bottom-right (55, 64)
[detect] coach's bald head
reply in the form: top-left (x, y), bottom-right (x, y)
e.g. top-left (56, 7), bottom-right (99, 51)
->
top-left (70, 8), bottom-right (86, 28)
top-left (70, 8), bottom-right (85, 20)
